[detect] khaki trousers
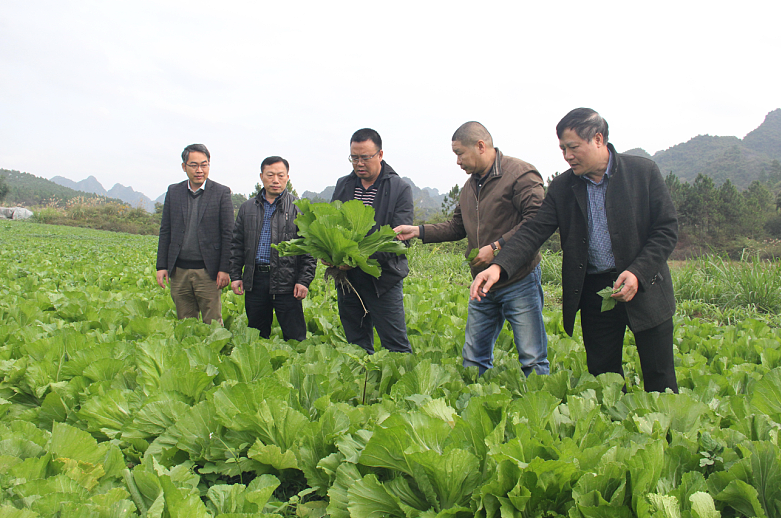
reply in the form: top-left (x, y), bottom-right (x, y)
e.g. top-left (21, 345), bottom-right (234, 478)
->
top-left (169, 268), bottom-right (223, 324)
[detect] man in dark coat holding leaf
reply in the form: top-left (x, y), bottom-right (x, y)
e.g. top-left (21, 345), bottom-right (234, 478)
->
top-left (471, 109), bottom-right (679, 393)
top-left (331, 128), bottom-right (413, 354)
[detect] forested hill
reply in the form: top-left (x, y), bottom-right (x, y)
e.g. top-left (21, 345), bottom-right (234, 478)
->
top-left (0, 169), bottom-right (127, 207)
top-left (623, 109), bottom-right (781, 189)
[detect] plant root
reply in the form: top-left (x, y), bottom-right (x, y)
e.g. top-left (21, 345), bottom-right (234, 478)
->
top-left (325, 267), bottom-right (369, 317)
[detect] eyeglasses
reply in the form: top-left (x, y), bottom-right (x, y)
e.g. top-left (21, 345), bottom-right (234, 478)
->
top-left (186, 162), bottom-right (210, 171)
top-left (348, 151), bottom-right (381, 164)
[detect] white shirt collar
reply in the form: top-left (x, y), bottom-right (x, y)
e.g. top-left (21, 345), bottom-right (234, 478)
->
top-left (188, 178), bottom-right (207, 193)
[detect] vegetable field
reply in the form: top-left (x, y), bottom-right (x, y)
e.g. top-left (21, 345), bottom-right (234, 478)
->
top-left (1, 221), bottom-right (780, 518)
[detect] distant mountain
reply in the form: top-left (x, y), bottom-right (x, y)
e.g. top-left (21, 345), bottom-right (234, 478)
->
top-left (623, 148), bottom-right (653, 160)
top-left (743, 109), bottom-right (781, 159)
top-left (50, 176), bottom-right (155, 212)
top-left (301, 186), bottom-right (335, 202)
top-left (50, 175), bottom-right (108, 196)
top-left (300, 178), bottom-right (446, 220)
top-left (624, 109), bottom-right (781, 189)
top-left (1, 169), bottom-right (126, 208)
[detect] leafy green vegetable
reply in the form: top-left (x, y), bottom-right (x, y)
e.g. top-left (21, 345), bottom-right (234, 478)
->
top-left (3, 222), bottom-right (781, 517)
top-left (597, 284), bottom-right (624, 312)
top-left (272, 199), bottom-right (406, 278)
top-left (464, 248), bottom-right (479, 264)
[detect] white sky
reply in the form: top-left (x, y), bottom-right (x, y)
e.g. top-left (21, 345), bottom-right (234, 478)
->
top-left (1, 1), bottom-right (779, 200)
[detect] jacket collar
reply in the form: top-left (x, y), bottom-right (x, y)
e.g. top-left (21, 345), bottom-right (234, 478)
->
top-left (347, 160), bottom-right (398, 186)
top-left (607, 143), bottom-right (618, 176)
top-left (257, 187), bottom-right (288, 204)
top-left (468, 148), bottom-right (504, 185)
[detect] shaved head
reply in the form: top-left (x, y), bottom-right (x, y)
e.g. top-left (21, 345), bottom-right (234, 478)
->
top-left (452, 121), bottom-right (493, 148)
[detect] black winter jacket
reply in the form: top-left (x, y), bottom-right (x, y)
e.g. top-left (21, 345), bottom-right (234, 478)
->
top-left (331, 162), bottom-right (413, 297)
top-left (229, 190), bottom-right (316, 294)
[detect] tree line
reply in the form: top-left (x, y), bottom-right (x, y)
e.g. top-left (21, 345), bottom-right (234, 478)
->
top-left (430, 160), bottom-right (781, 257)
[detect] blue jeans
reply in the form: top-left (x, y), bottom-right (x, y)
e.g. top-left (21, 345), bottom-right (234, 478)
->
top-left (463, 264), bottom-right (549, 376)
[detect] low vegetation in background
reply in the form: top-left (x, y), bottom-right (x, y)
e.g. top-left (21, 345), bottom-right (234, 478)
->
top-left (33, 198), bottom-right (161, 235)
top-left (1, 222), bottom-right (780, 517)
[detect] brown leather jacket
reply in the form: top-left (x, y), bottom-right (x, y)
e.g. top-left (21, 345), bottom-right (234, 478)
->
top-left (422, 149), bottom-right (544, 291)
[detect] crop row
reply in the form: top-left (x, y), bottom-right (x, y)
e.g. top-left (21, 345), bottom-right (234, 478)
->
top-left (0, 222), bottom-right (779, 517)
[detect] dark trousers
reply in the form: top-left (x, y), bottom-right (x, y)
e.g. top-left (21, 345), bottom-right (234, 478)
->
top-left (580, 272), bottom-right (678, 393)
top-left (336, 272), bottom-right (411, 354)
top-left (245, 271), bottom-right (306, 341)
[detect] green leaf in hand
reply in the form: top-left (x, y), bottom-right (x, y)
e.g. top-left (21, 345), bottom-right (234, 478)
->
top-left (464, 248), bottom-right (479, 265)
top-left (597, 284), bottom-right (624, 312)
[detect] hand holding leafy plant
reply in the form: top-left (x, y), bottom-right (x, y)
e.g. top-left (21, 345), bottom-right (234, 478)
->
top-left (464, 248), bottom-right (479, 265)
top-left (597, 284), bottom-right (624, 312)
top-left (273, 199), bottom-right (406, 277)
top-left (273, 199), bottom-right (407, 314)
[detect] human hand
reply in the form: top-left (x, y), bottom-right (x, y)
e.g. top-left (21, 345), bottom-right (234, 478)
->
top-left (216, 271), bottom-right (230, 289)
top-left (156, 270), bottom-right (169, 288)
top-left (471, 244), bottom-right (496, 268)
top-left (321, 259), bottom-right (352, 271)
top-left (231, 280), bottom-right (244, 295)
top-left (393, 225), bottom-right (419, 241)
top-left (612, 270), bottom-right (638, 302)
top-left (470, 264), bottom-right (502, 301)
top-left (294, 283), bottom-right (309, 300)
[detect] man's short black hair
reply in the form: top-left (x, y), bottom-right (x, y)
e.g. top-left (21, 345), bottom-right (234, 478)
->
top-left (182, 143), bottom-right (210, 163)
top-left (452, 121), bottom-right (493, 148)
top-left (556, 108), bottom-right (609, 143)
top-left (260, 156), bottom-right (290, 172)
top-left (350, 128), bottom-right (382, 150)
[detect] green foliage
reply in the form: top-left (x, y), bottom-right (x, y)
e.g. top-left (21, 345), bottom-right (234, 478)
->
top-left (0, 172), bottom-right (9, 203)
top-left (1, 222), bottom-right (781, 516)
top-left (231, 192), bottom-right (247, 213)
top-left (441, 184), bottom-right (460, 218)
top-left (273, 199), bottom-right (407, 278)
top-left (30, 201), bottom-right (160, 235)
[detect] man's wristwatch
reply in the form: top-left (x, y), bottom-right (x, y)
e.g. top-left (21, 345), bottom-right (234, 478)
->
top-left (490, 242), bottom-right (499, 256)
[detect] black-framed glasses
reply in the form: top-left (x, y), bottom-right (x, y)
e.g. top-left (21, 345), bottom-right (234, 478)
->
top-left (348, 151), bottom-right (381, 164)
top-left (187, 162), bottom-right (210, 171)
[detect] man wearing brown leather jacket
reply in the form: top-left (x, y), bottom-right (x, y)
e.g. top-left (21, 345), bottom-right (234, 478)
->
top-left (396, 122), bottom-right (549, 375)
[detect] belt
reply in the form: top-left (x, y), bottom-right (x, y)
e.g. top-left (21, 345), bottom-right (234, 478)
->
top-left (255, 264), bottom-right (271, 272)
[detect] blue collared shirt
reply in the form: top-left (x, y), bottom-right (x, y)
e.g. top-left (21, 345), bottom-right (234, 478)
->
top-left (255, 189), bottom-right (282, 265)
top-left (583, 151), bottom-right (616, 274)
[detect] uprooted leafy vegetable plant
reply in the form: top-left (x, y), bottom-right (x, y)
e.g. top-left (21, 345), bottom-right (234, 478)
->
top-left (272, 199), bottom-right (407, 313)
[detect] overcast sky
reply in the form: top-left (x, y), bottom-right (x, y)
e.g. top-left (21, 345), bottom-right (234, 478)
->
top-left (1, 1), bottom-right (779, 201)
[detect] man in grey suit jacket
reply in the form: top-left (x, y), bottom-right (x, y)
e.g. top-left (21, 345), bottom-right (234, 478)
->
top-left (471, 108), bottom-right (678, 393)
top-left (156, 144), bottom-right (234, 324)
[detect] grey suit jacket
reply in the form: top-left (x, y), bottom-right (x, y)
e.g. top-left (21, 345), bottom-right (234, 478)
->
top-left (494, 143), bottom-right (678, 335)
top-left (156, 179), bottom-right (234, 280)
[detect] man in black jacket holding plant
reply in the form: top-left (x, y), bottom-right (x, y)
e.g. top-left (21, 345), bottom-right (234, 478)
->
top-left (471, 108), bottom-right (679, 393)
top-left (230, 156), bottom-right (316, 341)
top-left (331, 128), bottom-right (413, 353)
